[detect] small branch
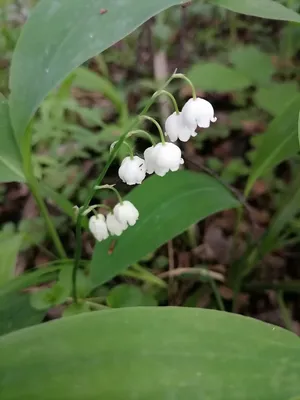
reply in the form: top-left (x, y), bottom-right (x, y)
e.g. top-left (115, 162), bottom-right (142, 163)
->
top-left (159, 267), bottom-right (225, 282)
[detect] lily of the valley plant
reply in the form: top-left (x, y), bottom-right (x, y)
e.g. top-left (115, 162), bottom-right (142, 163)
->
top-left (86, 73), bottom-right (217, 242)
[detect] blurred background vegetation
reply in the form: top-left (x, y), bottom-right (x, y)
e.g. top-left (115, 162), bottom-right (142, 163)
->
top-left (1, 0), bottom-right (300, 331)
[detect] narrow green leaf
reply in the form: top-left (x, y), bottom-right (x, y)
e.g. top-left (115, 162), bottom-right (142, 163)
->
top-left (0, 308), bottom-right (300, 399)
top-left (187, 62), bottom-right (251, 92)
top-left (246, 95), bottom-right (300, 196)
top-left (0, 97), bottom-right (24, 182)
top-left (90, 171), bottom-right (239, 286)
top-left (0, 233), bottom-right (23, 285)
top-left (209, 0), bottom-right (300, 22)
top-left (9, 0), bottom-right (186, 138)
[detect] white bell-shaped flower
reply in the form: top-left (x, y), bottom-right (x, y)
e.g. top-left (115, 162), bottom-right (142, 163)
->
top-left (165, 112), bottom-right (197, 142)
top-left (114, 200), bottom-right (139, 227)
top-left (154, 142), bottom-right (184, 177)
top-left (118, 156), bottom-right (146, 185)
top-left (106, 212), bottom-right (127, 236)
top-left (144, 145), bottom-right (158, 174)
top-left (89, 214), bottom-right (109, 242)
top-left (181, 97), bottom-right (217, 129)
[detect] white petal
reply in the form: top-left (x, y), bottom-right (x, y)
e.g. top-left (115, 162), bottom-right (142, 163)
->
top-left (144, 146), bottom-right (158, 174)
top-left (118, 156), bottom-right (146, 185)
top-left (114, 201), bottom-right (139, 227)
top-left (149, 142), bottom-right (184, 176)
top-left (106, 213), bottom-right (127, 236)
top-left (89, 214), bottom-right (109, 242)
top-left (182, 97), bottom-right (217, 130)
top-left (165, 112), bottom-right (196, 143)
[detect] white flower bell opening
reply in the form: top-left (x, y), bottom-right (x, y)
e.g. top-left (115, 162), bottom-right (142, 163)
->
top-left (118, 156), bottom-right (146, 185)
top-left (181, 97), bottom-right (217, 129)
top-left (144, 145), bottom-right (158, 174)
top-left (154, 142), bottom-right (184, 177)
top-left (114, 200), bottom-right (139, 226)
top-left (165, 112), bottom-right (196, 142)
top-left (89, 214), bottom-right (109, 242)
top-left (106, 212), bottom-right (127, 236)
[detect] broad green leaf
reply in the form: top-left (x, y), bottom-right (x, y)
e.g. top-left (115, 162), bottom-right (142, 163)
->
top-left (246, 95), bottom-right (300, 196)
top-left (187, 62), bottom-right (251, 92)
top-left (229, 46), bottom-right (274, 85)
top-left (30, 283), bottom-right (69, 311)
top-left (254, 83), bottom-right (299, 116)
top-left (9, 0), bottom-right (187, 138)
top-left (209, 0), bottom-right (300, 22)
top-left (0, 97), bottom-right (24, 182)
top-left (91, 171), bottom-right (239, 286)
top-left (107, 284), bottom-right (157, 308)
top-left (1, 308), bottom-right (300, 399)
top-left (0, 233), bottom-right (23, 285)
top-left (0, 291), bottom-right (44, 336)
top-left (63, 302), bottom-right (91, 317)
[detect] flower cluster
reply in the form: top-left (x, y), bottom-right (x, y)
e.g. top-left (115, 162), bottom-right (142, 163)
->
top-left (89, 200), bottom-right (139, 242)
top-left (118, 96), bottom-right (216, 184)
top-left (87, 73), bottom-right (217, 242)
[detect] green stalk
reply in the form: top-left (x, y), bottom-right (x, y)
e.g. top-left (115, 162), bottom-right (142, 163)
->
top-left (72, 72), bottom-right (176, 303)
top-left (22, 125), bottom-right (67, 259)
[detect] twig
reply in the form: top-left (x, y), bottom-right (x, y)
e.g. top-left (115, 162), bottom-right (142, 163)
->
top-left (167, 240), bottom-right (175, 301)
top-left (159, 267), bottom-right (225, 282)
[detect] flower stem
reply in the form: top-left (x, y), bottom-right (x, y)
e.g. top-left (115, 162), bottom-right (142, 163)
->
top-left (82, 204), bottom-right (112, 216)
top-left (153, 89), bottom-right (180, 114)
top-left (111, 140), bottom-right (134, 159)
top-left (22, 124), bottom-right (66, 259)
top-left (127, 129), bottom-right (156, 146)
top-left (172, 73), bottom-right (197, 100)
top-left (94, 185), bottom-right (123, 204)
top-left (140, 115), bottom-right (165, 144)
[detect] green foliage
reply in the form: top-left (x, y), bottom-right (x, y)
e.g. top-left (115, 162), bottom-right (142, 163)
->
top-left (187, 62), bottom-right (252, 92)
top-left (9, 0), bottom-right (187, 138)
top-left (107, 284), bottom-right (157, 307)
top-left (229, 45), bottom-right (275, 85)
top-left (210, 0), bottom-right (300, 22)
top-left (91, 171), bottom-right (239, 286)
top-left (1, 308), bottom-right (300, 399)
top-left (0, 96), bottom-right (24, 183)
top-left (0, 291), bottom-right (45, 336)
top-left (246, 95), bottom-right (300, 195)
top-left (254, 83), bottom-right (299, 116)
top-left (0, 232), bottom-right (22, 285)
